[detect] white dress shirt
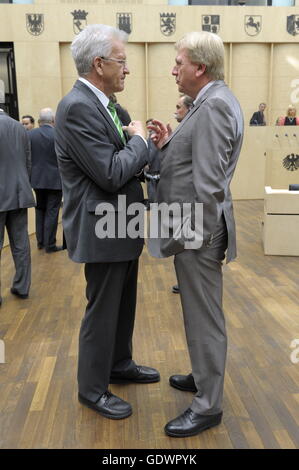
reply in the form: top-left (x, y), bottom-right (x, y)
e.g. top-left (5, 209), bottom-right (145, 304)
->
top-left (78, 77), bottom-right (147, 146)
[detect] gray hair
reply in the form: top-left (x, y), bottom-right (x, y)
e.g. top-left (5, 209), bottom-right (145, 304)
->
top-left (71, 24), bottom-right (128, 76)
top-left (182, 95), bottom-right (194, 110)
top-left (175, 31), bottom-right (224, 81)
top-left (39, 107), bottom-right (55, 124)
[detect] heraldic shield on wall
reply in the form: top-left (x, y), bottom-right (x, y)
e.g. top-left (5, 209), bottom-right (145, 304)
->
top-left (26, 14), bottom-right (44, 36)
top-left (160, 13), bottom-right (176, 37)
top-left (71, 10), bottom-right (88, 35)
top-left (245, 15), bottom-right (262, 36)
top-left (287, 15), bottom-right (299, 36)
top-left (202, 15), bottom-right (220, 34)
top-left (117, 13), bottom-right (132, 34)
top-left (283, 154), bottom-right (299, 171)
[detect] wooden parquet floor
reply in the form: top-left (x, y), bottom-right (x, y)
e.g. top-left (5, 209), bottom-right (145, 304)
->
top-left (0, 200), bottom-right (299, 449)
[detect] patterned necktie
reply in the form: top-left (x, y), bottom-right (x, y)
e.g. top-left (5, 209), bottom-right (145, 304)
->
top-left (107, 101), bottom-right (126, 144)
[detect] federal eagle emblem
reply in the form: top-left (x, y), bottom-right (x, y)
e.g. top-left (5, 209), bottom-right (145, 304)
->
top-left (282, 153), bottom-right (299, 171)
top-left (26, 14), bottom-right (44, 36)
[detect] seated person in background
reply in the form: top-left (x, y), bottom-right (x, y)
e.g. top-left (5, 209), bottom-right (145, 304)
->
top-left (276, 105), bottom-right (299, 126)
top-left (249, 103), bottom-right (266, 126)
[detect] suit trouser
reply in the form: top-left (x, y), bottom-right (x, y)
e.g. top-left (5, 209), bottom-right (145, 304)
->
top-left (0, 209), bottom-right (31, 298)
top-left (174, 215), bottom-right (228, 415)
top-left (78, 259), bottom-right (139, 403)
top-left (34, 189), bottom-right (62, 249)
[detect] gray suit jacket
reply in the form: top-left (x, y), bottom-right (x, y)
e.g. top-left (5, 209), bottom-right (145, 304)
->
top-left (54, 80), bottom-right (148, 263)
top-left (150, 80), bottom-right (243, 263)
top-left (0, 113), bottom-right (35, 212)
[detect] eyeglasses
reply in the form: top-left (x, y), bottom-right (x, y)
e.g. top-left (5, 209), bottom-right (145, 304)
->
top-left (100, 57), bottom-right (128, 68)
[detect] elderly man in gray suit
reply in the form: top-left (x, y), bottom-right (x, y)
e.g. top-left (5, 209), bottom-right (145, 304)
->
top-left (55, 24), bottom-right (159, 420)
top-left (0, 110), bottom-right (35, 305)
top-left (149, 31), bottom-right (244, 437)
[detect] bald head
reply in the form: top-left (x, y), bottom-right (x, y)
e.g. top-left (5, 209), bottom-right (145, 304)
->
top-left (39, 108), bottom-right (55, 126)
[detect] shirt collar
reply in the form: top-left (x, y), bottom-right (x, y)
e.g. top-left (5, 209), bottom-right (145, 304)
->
top-left (193, 80), bottom-right (216, 106)
top-left (78, 77), bottom-right (110, 109)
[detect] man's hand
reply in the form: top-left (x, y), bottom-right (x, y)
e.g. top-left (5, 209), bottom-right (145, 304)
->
top-left (147, 119), bottom-right (172, 149)
top-left (123, 121), bottom-right (146, 139)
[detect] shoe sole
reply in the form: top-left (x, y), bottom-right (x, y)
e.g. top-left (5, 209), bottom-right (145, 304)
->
top-left (165, 419), bottom-right (222, 438)
top-left (169, 381), bottom-right (197, 393)
top-left (78, 396), bottom-right (132, 420)
top-left (10, 289), bottom-right (28, 299)
top-left (110, 376), bottom-right (160, 384)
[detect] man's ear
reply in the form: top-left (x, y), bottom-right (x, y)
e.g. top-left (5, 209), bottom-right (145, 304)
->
top-left (94, 57), bottom-right (104, 76)
top-left (195, 64), bottom-right (206, 77)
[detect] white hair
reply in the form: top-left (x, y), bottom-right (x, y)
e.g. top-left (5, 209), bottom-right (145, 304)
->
top-left (71, 24), bottom-right (128, 76)
top-left (39, 107), bottom-right (55, 124)
top-left (175, 31), bottom-right (224, 81)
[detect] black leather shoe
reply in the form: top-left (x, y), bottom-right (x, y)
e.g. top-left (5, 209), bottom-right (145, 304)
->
top-left (110, 365), bottom-right (160, 384)
top-left (37, 243), bottom-right (44, 250)
top-left (10, 288), bottom-right (28, 299)
top-left (45, 245), bottom-right (63, 253)
top-left (172, 284), bottom-right (180, 294)
top-left (165, 408), bottom-right (223, 437)
top-left (169, 373), bottom-right (197, 392)
top-left (78, 391), bottom-right (132, 420)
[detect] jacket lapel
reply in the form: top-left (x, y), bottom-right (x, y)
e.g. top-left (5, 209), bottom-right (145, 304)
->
top-left (162, 81), bottom-right (226, 148)
top-left (74, 80), bottom-right (125, 148)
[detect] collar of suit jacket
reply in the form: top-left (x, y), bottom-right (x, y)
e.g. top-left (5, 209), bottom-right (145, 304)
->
top-left (162, 80), bottom-right (225, 148)
top-left (74, 80), bottom-right (125, 148)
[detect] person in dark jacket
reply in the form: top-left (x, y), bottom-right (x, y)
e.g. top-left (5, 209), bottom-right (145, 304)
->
top-left (29, 108), bottom-right (63, 253)
top-left (249, 103), bottom-right (266, 126)
top-left (0, 110), bottom-right (35, 304)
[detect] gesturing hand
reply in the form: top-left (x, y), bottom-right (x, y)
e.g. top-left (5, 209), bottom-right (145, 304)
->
top-left (147, 120), bottom-right (172, 149)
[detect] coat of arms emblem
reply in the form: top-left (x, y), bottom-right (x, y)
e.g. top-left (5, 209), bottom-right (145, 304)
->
top-left (71, 10), bottom-right (88, 35)
top-left (283, 154), bottom-right (299, 171)
top-left (287, 15), bottom-right (299, 36)
top-left (117, 13), bottom-right (132, 35)
top-left (160, 13), bottom-right (176, 36)
top-left (26, 14), bottom-right (44, 36)
top-left (245, 16), bottom-right (262, 36)
top-left (202, 15), bottom-right (220, 34)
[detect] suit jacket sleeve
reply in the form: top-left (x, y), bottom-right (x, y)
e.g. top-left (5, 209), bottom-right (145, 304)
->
top-left (58, 100), bottom-right (148, 193)
top-left (191, 97), bottom-right (236, 236)
top-left (249, 112), bottom-right (258, 125)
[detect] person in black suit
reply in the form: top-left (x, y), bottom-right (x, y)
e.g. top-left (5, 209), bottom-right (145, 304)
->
top-left (0, 110), bottom-right (35, 304)
top-left (29, 108), bottom-right (63, 253)
top-left (55, 24), bottom-right (159, 420)
top-left (249, 103), bottom-right (266, 126)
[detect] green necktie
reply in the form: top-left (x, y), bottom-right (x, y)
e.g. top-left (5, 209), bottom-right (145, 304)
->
top-left (107, 101), bottom-right (126, 144)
